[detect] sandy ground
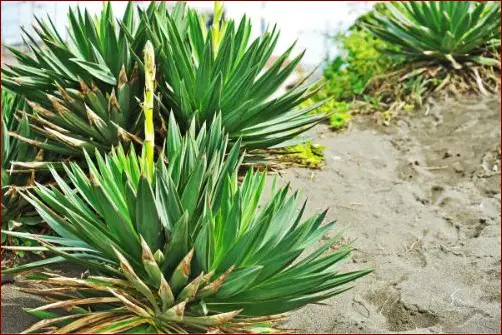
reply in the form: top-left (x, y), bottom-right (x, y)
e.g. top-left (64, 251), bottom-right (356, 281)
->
top-left (281, 95), bottom-right (501, 333)
top-left (1, 95), bottom-right (501, 333)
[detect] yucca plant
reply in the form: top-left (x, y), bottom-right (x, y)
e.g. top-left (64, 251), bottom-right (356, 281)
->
top-left (1, 2), bottom-right (144, 156)
top-left (133, 1), bottom-right (327, 150)
top-left (365, 1), bottom-right (501, 68)
top-left (3, 1), bottom-right (326, 162)
top-left (4, 41), bottom-right (369, 334)
top-left (1, 90), bottom-right (42, 242)
top-left (5, 113), bottom-right (370, 333)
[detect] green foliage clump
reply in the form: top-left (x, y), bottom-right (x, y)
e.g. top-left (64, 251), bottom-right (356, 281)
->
top-left (328, 103), bottom-right (351, 130)
top-left (2, 1), bottom-right (325, 159)
top-left (302, 93), bottom-right (352, 131)
top-left (281, 141), bottom-right (326, 169)
top-left (365, 1), bottom-right (501, 68)
top-left (5, 116), bottom-right (370, 333)
top-left (304, 27), bottom-right (393, 130)
top-left (308, 1), bottom-right (501, 128)
top-left (324, 29), bottom-right (393, 99)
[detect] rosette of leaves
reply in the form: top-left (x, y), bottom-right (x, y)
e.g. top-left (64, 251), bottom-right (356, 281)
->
top-left (1, 2), bottom-right (145, 157)
top-left (5, 114), bottom-right (370, 333)
top-left (364, 1), bottom-right (501, 68)
top-left (3, 1), bottom-right (327, 161)
top-left (134, 1), bottom-right (327, 150)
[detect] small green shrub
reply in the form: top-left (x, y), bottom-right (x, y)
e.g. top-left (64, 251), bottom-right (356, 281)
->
top-left (304, 28), bottom-right (393, 130)
top-left (5, 117), bottom-right (369, 333)
top-left (280, 141), bottom-right (326, 168)
top-left (324, 29), bottom-right (393, 100)
top-left (328, 103), bottom-right (351, 130)
top-left (302, 94), bottom-right (352, 131)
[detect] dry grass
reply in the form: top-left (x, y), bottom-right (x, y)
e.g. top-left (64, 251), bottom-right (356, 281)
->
top-left (349, 51), bottom-right (501, 124)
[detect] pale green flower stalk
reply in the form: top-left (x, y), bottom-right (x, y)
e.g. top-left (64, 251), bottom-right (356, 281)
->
top-left (211, 1), bottom-right (227, 53)
top-left (143, 40), bottom-right (155, 181)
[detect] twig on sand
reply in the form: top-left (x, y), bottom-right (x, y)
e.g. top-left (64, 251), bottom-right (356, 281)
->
top-left (403, 238), bottom-right (420, 254)
top-left (424, 165), bottom-right (449, 170)
top-left (472, 68), bottom-right (489, 96)
top-left (336, 203), bottom-right (363, 210)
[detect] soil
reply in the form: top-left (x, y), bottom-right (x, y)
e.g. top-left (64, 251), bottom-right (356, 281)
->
top-left (280, 95), bottom-right (501, 333)
top-left (1, 95), bottom-right (500, 333)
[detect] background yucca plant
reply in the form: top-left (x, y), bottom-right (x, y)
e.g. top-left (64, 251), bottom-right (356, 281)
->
top-left (2, 2), bottom-right (144, 156)
top-left (1, 90), bottom-right (43, 242)
top-left (365, 1), bottom-right (501, 68)
top-left (129, 2), bottom-right (327, 150)
top-left (3, 1), bottom-right (326, 162)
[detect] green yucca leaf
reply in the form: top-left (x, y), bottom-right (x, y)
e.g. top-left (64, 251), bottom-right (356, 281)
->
top-left (159, 275), bottom-right (176, 311)
top-left (365, 1), bottom-right (501, 67)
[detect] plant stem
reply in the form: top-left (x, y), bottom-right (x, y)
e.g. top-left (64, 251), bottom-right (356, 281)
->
top-left (143, 40), bottom-right (155, 181)
top-left (211, 1), bottom-right (225, 53)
